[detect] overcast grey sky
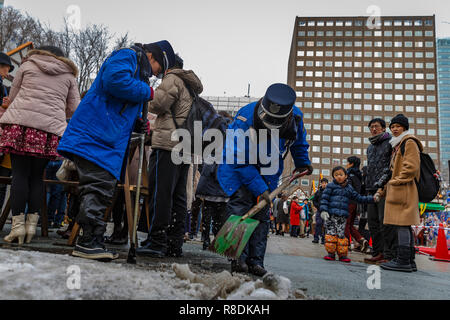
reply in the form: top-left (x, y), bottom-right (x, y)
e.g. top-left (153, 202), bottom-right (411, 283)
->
top-left (6, 0), bottom-right (450, 97)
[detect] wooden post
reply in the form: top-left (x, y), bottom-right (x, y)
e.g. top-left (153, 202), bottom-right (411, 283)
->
top-left (0, 196), bottom-right (11, 231)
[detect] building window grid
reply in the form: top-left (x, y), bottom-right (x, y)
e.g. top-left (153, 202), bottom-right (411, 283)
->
top-left (294, 16), bottom-right (438, 177)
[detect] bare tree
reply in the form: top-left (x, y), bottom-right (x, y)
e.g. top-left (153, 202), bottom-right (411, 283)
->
top-left (70, 24), bottom-right (113, 92)
top-left (113, 32), bottom-right (133, 51)
top-left (1, 5), bottom-right (138, 92)
top-left (0, 6), bottom-right (24, 52)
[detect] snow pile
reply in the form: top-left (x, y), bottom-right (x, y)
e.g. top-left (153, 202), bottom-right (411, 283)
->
top-left (172, 264), bottom-right (293, 300)
top-left (0, 249), bottom-right (303, 300)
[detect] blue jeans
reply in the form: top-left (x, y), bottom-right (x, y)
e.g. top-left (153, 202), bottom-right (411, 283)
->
top-left (47, 184), bottom-right (67, 224)
top-left (225, 186), bottom-right (269, 268)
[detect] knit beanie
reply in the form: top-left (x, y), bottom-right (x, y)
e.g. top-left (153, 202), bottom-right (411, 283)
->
top-left (389, 114), bottom-right (409, 131)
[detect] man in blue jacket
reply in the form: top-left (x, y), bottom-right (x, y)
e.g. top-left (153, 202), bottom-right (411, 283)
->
top-left (58, 41), bottom-right (175, 261)
top-left (217, 83), bottom-right (312, 276)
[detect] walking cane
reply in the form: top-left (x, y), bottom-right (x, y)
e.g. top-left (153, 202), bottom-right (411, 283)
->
top-left (127, 103), bottom-right (149, 264)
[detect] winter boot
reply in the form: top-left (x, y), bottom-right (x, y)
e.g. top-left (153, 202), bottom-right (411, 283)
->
top-left (72, 239), bottom-right (119, 261)
top-left (72, 224), bottom-right (119, 262)
top-left (25, 213), bottom-right (40, 244)
top-left (248, 264), bottom-right (268, 277)
top-left (166, 237), bottom-right (183, 258)
top-left (57, 219), bottom-right (75, 239)
top-left (104, 227), bottom-right (128, 245)
top-left (231, 260), bottom-right (249, 273)
top-left (136, 230), bottom-right (167, 258)
top-left (4, 214), bottom-right (26, 245)
top-left (380, 246), bottom-right (413, 272)
top-left (202, 238), bottom-right (211, 251)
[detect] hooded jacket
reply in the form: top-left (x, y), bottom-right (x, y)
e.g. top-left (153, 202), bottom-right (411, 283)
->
top-left (320, 180), bottom-right (374, 217)
top-left (0, 50), bottom-right (80, 136)
top-left (57, 48), bottom-right (152, 181)
top-left (366, 132), bottom-right (393, 192)
top-left (149, 69), bottom-right (203, 151)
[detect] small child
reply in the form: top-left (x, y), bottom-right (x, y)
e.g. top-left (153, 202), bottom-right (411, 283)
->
top-left (320, 166), bottom-right (376, 263)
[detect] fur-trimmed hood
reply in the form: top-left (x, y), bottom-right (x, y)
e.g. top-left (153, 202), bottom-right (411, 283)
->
top-left (25, 49), bottom-right (78, 78)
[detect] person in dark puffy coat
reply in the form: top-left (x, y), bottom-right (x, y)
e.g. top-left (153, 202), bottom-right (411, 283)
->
top-left (364, 118), bottom-right (396, 264)
top-left (196, 111), bottom-right (232, 250)
top-left (320, 166), bottom-right (375, 263)
top-left (345, 156), bottom-right (369, 252)
top-left (312, 178), bottom-right (328, 244)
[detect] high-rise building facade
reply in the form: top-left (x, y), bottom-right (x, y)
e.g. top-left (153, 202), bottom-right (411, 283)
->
top-left (437, 38), bottom-right (450, 184)
top-left (287, 16), bottom-right (440, 188)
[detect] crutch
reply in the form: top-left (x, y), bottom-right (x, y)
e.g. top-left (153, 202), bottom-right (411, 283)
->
top-left (127, 103), bottom-right (149, 264)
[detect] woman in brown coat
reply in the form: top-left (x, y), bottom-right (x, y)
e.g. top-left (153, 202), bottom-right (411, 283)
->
top-left (378, 114), bottom-right (422, 272)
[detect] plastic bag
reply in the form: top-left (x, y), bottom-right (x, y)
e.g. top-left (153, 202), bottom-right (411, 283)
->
top-left (56, 159), bottom-right (77, 181)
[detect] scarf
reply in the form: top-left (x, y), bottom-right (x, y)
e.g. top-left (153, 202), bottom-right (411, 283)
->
top-left (369, 132), bottom-right (390, 145)
top-left (130, 44), bottom-right (152, 85)
top-left (389, 131), bottom-right (409, 148)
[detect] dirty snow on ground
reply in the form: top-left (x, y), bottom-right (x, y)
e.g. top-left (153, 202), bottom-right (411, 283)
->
top-left (0, 249), bottom-right (312, 300)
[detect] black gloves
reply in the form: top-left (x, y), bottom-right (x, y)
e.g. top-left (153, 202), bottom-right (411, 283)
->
top-left (134, 117), bottom-right (150, 134)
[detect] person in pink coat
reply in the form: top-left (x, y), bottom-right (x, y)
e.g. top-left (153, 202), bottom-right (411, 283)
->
top-left (0, 46), bottom-right (80, 245)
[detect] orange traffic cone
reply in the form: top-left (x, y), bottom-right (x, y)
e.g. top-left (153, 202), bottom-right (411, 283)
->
top-left (432, 224), bottom-right (450, 262)
top-left (417, 224), bottom-right (450, 262)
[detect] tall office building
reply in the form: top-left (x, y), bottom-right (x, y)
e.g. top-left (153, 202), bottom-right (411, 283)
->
top-left (437, 38), bottom-right (450, 184)
top-left (287, 16), bottom-right (440, 188)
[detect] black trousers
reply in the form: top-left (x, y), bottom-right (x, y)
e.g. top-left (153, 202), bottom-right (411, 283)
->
top-left (111, 191), bottom-right (128, 235)
top-left (367, 192), bottom-right (397, 259)
top-left (147, 149), bottom-right (190, 250)
top-left (10, 154), bottom-right (49, 216)
top-left (72, 155), bottom-right (117, 245)
top-left (201, 200), bottom-right (227, 243)
top-left (225, 186), bottom-right (270, 268)
top-left (190, 197), bottom-right (203, 236)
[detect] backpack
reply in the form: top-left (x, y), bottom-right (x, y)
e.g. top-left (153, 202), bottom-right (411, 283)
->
top-left (400, 139), bottom-right (440, 203)
top-left (170, 82), bottom-right (228, 157)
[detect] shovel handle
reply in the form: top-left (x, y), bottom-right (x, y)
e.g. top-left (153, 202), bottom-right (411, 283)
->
top-left (240, 170), bottom-right (308, 221)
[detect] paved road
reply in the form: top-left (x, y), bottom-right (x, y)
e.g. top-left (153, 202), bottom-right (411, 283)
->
top-left (264, 234), bottom-right (450, 299)
top-left (1, 225), bottom-right (449, 300)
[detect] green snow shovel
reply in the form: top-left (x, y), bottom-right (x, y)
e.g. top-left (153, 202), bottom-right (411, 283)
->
top-left (210, 170), bottom-right (308, 260)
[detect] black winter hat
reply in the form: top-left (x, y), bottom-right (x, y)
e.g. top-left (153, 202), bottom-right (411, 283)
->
top-left (0, 52), bottom-right (14, 72)
top-left (143, 40), bottom-right (175, 75)
top-left (389, 114), bottom-right (409, 131)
